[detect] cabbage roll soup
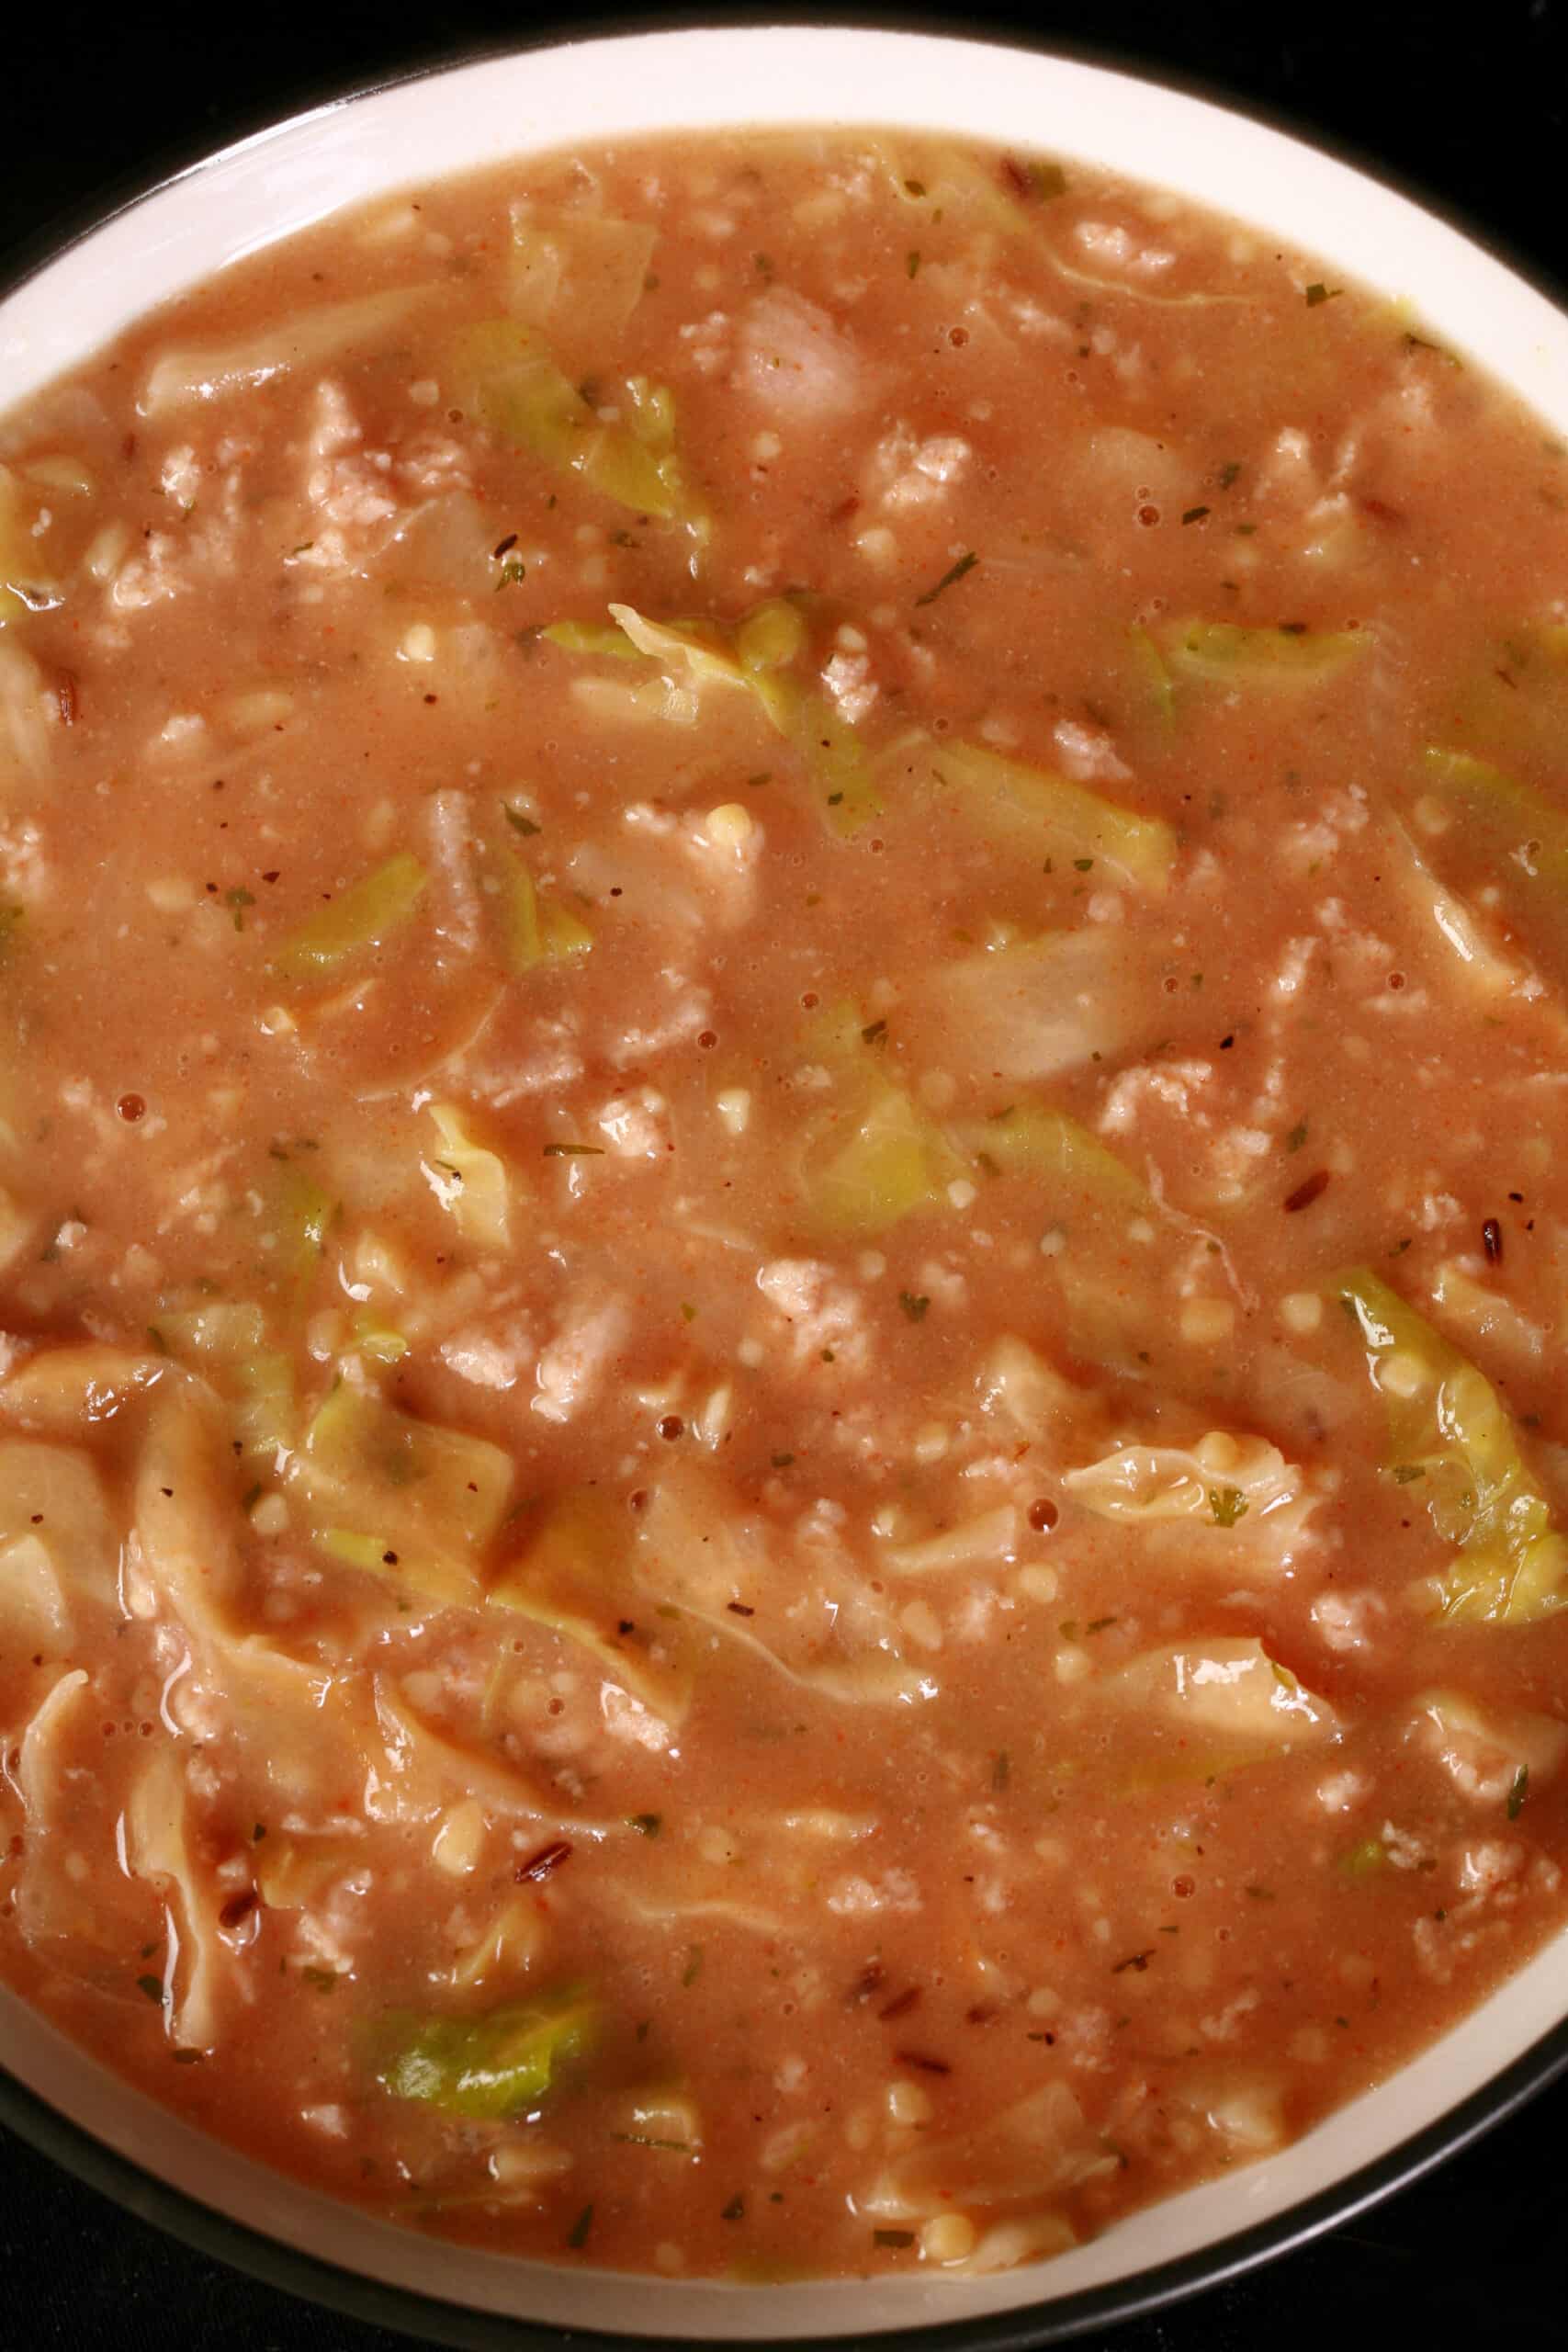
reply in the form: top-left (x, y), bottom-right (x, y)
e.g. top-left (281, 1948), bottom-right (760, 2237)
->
top-left (5, 126), bottom-right (1568, 2287)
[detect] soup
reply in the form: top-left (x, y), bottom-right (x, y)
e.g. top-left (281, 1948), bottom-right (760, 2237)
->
top-left (2, 125), bottom-right (1568, 2284)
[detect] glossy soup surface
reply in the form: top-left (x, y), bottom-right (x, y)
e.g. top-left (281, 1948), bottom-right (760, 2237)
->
top-left (3, 128), bottom-right (1568, 2282)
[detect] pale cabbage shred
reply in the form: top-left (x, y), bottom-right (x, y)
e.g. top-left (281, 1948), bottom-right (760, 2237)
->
top-left (3, 137), bottom-right (1565, 2290)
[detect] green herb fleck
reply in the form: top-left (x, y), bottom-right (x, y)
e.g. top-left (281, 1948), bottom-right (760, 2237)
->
top-left (223, 887), bottom-right (256, 933)
top-left (914, 549), bottom-right (978, 607)
top-left (1285, 1120), bottom-right (1308, 1152)
top-left (721, 2194), bottom-right (746, 2222)
top-left (861, 1018), bottom-right (887, 1045)
top-left (682, 1945), bottom-right (704, 1988)
top-left (1014, 159), bottom-right (1067, 200)
top-left (543, 1143), bottom-right (605, 1158)
top-left (1073, 856), bottom-right (1094, 872)
top-left (1181, 505), bottom-right (1210, 526)
top-left (299, 1965), bottom-right (341, 1992)
top-left (906, 250), bottom-right (921, 279)
top-left (567, 2203), bottom-right (594, 2250)
top-left (898, 1291), bottom-right (931, 1323)
top-left (503, 803), bottom-right (541, 837)
top-left (991, 1749), bottom-right (1010, 1792)
top-left (1508, 1765), bottom-right (1529, 1820)
top-left (1208, 1486), bottom-right (1249, 1528)
top-left (874, 2228), bottom-right (916, 2247)
top-left (136, 1973), bottom-right (164, 2005)
top-left (493, 558), bottom-right (526, 590)
top-left (1218, 461), bottom-right (1242, 490)
top-left (1305, 282), bottom-right (1342, 308)
top-left (629, 1813), bottom-right (662, 1838)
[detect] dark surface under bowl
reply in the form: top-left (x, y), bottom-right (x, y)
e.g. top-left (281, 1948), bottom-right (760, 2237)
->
top-left (2, 5), bottom-right (1567, 2347)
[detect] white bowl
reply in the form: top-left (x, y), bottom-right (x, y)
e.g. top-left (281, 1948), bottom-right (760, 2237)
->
top-left (4, 25), bottom-right (1568, 2347)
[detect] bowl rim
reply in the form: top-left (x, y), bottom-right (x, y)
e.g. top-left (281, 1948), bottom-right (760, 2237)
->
top-left (5, 12), bottom-right (1568, 2346)
top-left (8, 2004), bottom-right (1568, 2350)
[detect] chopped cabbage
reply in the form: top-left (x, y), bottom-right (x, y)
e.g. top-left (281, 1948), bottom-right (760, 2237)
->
top-left (881, 1504), bottom-right (1019, 1577)
top-left (808, 1082), bottom-right (955, 1237)
top-left (1418, 746), bottom-right (1568, 888)
top-left (367, 1678), bottom-right (559, 1826)
top-left (374, 1984), bottom-right (595, 2120)
top-left (540, 618), bottom-right (644, 660)
top-left (1410, 1688), bottom-right (1568, 1804)
top-left (961, 1104), bottom-right (1164, 1376)
top-left (1166, 621), bottom-right (1369, 686)
top-left (154, 1303), bottom-right (267, 1360)
top-left (151, 1303), bottom-right (296, 1467)
top-left (444, 1896), bottom-right (544, 1990)
top-left (1063, 1433), bottom-right (1314, 1568)
top-left (293, 1383), bottom-right (513, 1608)
top-left (456, 322), bottom-right (706, 539)
top-left (548, 596), bottom-right (880, 837)
top-left (915, 932), bottom-right (1154, 1086)
top-left (0, 636), bottom-right (52, 779)
top-left (423, 1103), bottom-right (513, 1250)
top-left (508, 208), bottom-right (657, 340)
top-left (1127, 622), bottom-right (1176, 730)
top-left (504, 860), bottom-right (594, 974)
top-left (915, 737), bottom-right (1176, 888)
top-left (1388, 815), bottom-right (1538, 999)
top-left (1441, 620), bottom-right (1568, 775)
top-left (0, 1342), bottom-right (169, 1433)
top-left (489, 1488), bottom-right (694, 1721)
top-left (1334, 1267), bottom-right (1568, 1622)
top-left (1111, 1636), bottom-right (1338, 1742)
top-left (637, 1466), bottom-right (934, 1707)
top-left (12, 1668), bottom-right (93, 1951)
top-left (124, 1744), bottom-right (226, 2051)
top-left (0, 463), bottom-right (53, 627)
top-left (859, 137), bottom-right (1051, 236)
top-left (1428, 1260), bottom-right (1543, 1363)
top-left (256, 1834), bottom-right (367, 1912)
top-left (861, 2082), bottom-right (1101, 2220)
top-left (271, 853), bottom-right (427, 980)
top-left (976, 1334), bottom-right (1085, 1437)
top-left (0, 1439), bottom-right (118, 1636)
top-left (141, 288), bottom-right (434, 414)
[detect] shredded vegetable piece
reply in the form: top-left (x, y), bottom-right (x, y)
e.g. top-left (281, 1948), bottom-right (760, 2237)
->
top-left (141, 289), bottom-right (434, 414)
top-left (1333, 1267), bottom-right (1568, 1623)
top-left (374, 1985), bottom-right (596, 2120)
top-left (423, 1104), bottom-right (513, 1250)
top-left (272, 854), bottom-right (427, 979)
top-left (1166, 621), bottom-right (1369, 686)
top-left (292, 1384), bottom-right (513, 1607)
top-left (919, 739), bottom-right (1176, 888)
top-left (456, 322), bottom-right (706, 541)
top-left (505, 861), bottom-right (594, 974)
top-left (490, 1489), bottom-right (694, 1721)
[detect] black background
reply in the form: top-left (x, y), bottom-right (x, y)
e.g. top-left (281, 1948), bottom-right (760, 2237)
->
top-left (2, 4), bottom-right (1566, 2346)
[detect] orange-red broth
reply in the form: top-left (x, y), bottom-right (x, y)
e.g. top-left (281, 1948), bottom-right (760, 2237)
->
top-left (0, 130), bottom-right (1567, 2280)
